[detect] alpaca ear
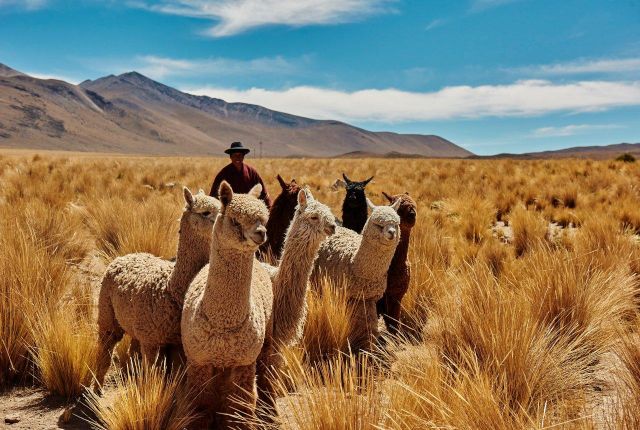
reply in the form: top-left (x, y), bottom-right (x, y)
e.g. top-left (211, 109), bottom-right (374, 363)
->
top-left (363, 176), bottom-right (374, 186)
top-left (342, 173), bottom-right (352, 185)
top-left (277, 174), bottom-right (287, 190)
top-left (297, 189), bottom-right (308, 208)
top-left (303, 187), bottom-right (314, 203)
top-left (248, 183), bottom-right (262, 198)
top-left (391, 199), bottom-right (402, 212)
top-left (183, 187), bottom-right (194, 208)
top-left (331, 179), bottom-right (346, 191)
top-left (382, 191), bottom-right (394, 203)
top-left (366, 198), bottom-right (376, 211)
top-left (219, 181), bottom-right (233, 206)
top-left (291, 178), bottom-right (297, 185)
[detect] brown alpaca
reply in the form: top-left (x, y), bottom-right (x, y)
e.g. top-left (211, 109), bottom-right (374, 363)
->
top-left (259, 174), bottom-right (300, 261)
top-left (376, 192), bottom-right (417, 335)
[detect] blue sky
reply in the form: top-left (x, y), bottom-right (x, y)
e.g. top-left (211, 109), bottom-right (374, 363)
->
top-left (1, 0), bottom-right (639, 155)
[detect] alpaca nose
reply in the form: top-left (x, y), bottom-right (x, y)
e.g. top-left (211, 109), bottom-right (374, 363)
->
top-left (385, 226), bottom-right (397, 240)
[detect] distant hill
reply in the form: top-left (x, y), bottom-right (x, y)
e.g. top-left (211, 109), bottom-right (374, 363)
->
top-left (482, 142), bottom-right (640, 160)
top-left (0, 63), bottom-right (472, 158)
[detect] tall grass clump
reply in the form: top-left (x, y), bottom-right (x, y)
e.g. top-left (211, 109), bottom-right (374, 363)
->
top-left (423, 263), bottom-right (595, 424)
top-left (30, 306), bottom-right (98, 398)
top-left (245, 352), bottom-right (384, 430)
top-left (303, 280), bottom-right (353, 364)
top-left (0, 220), bottom-right (71, 386)
top-left (510, 204), bottom-right (548, 257)
top-left (84, 358), bottom-right (197, 430)
top-left (86, 195), bottom-right (180, 260)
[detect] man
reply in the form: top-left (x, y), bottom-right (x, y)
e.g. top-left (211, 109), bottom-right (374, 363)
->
top-left (209, 141), bottom-right (272, 208)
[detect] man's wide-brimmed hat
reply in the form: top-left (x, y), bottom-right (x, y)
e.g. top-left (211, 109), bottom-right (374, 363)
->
top-left (225, 141), bottom-right (250, 155)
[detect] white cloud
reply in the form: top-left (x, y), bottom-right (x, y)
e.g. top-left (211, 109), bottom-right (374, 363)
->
top-left (0, 0), bottom-right (47, 9)
top-left (184, 79), bottom-right (640, 122)
top-left (136, 0), bottom-right (395, 36)
top-left (529, 124), bottom-right (625, 138)
top-left (515, 57), bottom-right (640, 76)
top-left (425, 18), bottom-right (445, 31)
top-left (133, 55), bottom-right (299, 79)
top-left (26, 71), bottom-right (81, 84)
top-left (470, 0), bottom-right (523, 12)
top-left (84, 54), bottom-right (300, 80)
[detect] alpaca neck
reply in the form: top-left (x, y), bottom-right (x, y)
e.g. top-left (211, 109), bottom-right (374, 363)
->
top-left (274, 218), bottom-right (322, 307)
top-left (391, 227), bottom-right (412, 269)
top-left (202, 232), bottom-right (254, 329)
top-left (167, 219), bottom-right (209, 302)
top-left (353, 234), bottom-right (397, 280)
top-left (342, 204), bottom-right (367, 233)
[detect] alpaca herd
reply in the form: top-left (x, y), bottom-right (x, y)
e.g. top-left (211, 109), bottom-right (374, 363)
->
top-left (95, 173), bottom-right (418, 429)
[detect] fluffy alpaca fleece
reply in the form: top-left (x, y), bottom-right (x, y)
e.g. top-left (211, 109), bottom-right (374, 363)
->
top-left (376, 192), bottom-right (417, 335)
top-left (180, 181), bottom-right (272, 428)
top-left (312, 198), bottom-right (401, 352)
top-left (335, 173), bottom-right (373, 233)
top-left (259, 174), bottom-right (300, 261)
top-left (95, 188), bottom-right (221, 387)
top-left (256, 189), bottom-right (337, 416)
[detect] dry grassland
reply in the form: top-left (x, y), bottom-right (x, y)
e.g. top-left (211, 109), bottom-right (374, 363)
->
top-left (2, 151), bottom-right (640, 429)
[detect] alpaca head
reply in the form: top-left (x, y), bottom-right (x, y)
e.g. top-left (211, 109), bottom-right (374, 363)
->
top-left (338, 174), bottom-right (373, 210)
top-left (272, 174), bottom-right (301, 214)
top-left (363, 198), bottom-right (401, 246)
top-left (181, 187), bottom-right (222, 241)
top-left (216, 180), bottom-right (269, 252)
top-left (292, 187), bottom-right (337, 239)
top-left (382, 191), bottom-right (417, 229)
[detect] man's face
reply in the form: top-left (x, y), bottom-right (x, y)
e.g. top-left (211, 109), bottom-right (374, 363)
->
top-left (230, 152), bottom-right (245, 168)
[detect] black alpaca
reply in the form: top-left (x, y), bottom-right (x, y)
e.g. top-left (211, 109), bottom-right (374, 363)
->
top-left (340, 173), bottom-right (373, 233)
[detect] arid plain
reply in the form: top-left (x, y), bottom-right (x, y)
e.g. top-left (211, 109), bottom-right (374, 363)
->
top-left (2, 151), bottom-right (640, 429)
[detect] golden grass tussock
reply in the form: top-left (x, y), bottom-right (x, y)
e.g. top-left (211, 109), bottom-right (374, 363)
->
top-left (29, 306), bottom-right (98, 398)
top-left (510, 203), bottom-right (549, 256)
top-left (85, 195), bottom-right (180, 261)
top-left (84, 358), bottom-right (198, 430)
top-left (4, 152), bottom-right (640, 428)
top-left (302, 279), bottom-right (353, 364)
top-left (0, 219), bottom-right (72, 386)
top-left (251, 352), bottom-right (384, 430)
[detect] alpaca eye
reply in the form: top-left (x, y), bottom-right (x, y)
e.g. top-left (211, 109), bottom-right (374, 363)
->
top-left (202, 211), bottom-right (211, 217)
top-left (310, 215), bottom-right (319, 221)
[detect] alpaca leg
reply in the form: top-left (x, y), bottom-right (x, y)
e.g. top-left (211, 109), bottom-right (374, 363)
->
top-left (381, 294), bottom-right (403, 336)
top-left (95, 292), bottom-right (124, 390)
top-left (220, 363), bottom-right (257, 430)
top-left (256, 340), bottom-right (279, 423)
top-left (94, 327), bottom-right (124, 390)
top-left (186, 364), bottom-right (217, 429)
top-left (128, 338), bottom-right (141, 361)
top-left (140, 343), bottom-right (161, 364)
top-left (348, 299), bottom-right (379, 353)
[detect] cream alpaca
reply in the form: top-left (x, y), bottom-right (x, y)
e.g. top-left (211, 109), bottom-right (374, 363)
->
top-left (312, 198), bottom-right (401, 351)
top-left (256, 189), bottom-right (336, 415)
top-left (181, 181), bottom-right (272, 428)
top-left (95, 188), bottom-right (221, 387)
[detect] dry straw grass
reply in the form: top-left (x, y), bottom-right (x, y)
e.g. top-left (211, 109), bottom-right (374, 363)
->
top-left (84, 358), bottom-right (198, 430)
top-left (2, 152), bottom-right (640, 428)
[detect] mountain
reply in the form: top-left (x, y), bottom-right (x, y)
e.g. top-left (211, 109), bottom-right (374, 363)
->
top-left (483, 142), bottom-right (640, 160)
top-left (0, 63), bottom-right (472, 157)
top-left (0, 63), bottom-right (24, 78)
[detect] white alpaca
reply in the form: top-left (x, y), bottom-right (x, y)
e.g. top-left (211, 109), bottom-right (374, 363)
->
top-left (312, 198), bottom-right (401, 351)
top-left (256, 189), bottom-right (336, 415)
top-left (95, 188), bottom-right (221, 387)
top-left (181, 181), bottom-right (272, 428)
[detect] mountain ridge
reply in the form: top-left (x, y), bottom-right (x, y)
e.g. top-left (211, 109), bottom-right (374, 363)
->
top-left (0, 63), bottom-right (472, 157)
